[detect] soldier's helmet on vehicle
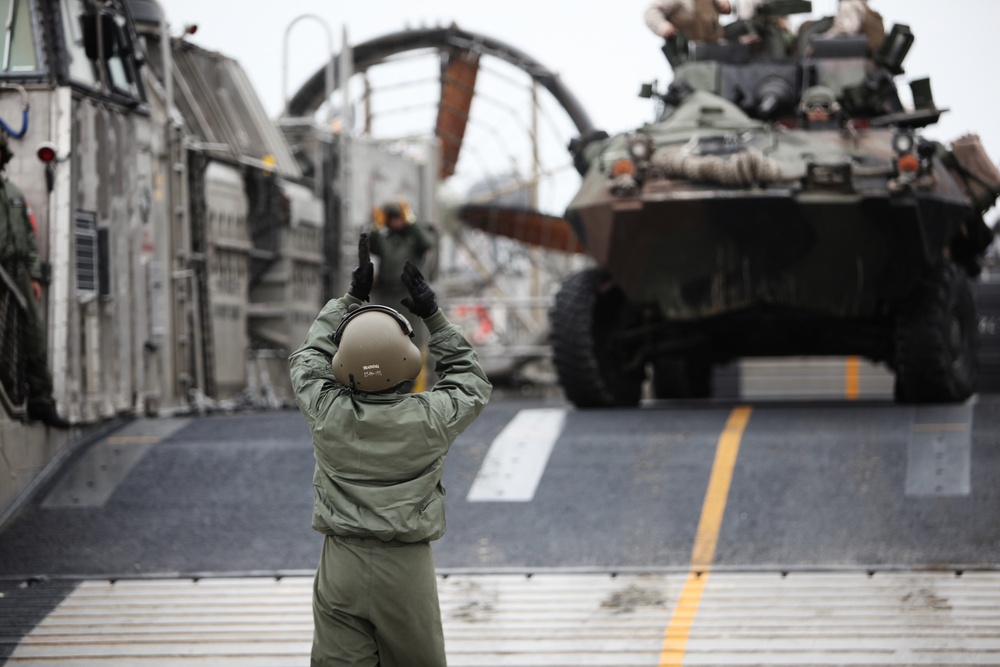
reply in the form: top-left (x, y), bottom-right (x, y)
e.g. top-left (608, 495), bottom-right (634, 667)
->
top-left (330, 305), bottom-right (422, 392)
top-left (798, 86), bottom-right (843, 125)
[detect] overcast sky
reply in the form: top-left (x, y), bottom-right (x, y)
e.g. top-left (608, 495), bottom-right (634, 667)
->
top-left (158, 0), bottom-right (1000, 221)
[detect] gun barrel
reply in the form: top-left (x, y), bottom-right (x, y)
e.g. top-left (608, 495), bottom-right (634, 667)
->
top-left (757, 0), bottom-right (813, 17)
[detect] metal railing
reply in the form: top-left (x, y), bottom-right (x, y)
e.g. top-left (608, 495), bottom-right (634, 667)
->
top-left (443, 295), bottom-right (553, 360)
top-left (0, 264), bottom-right (28, 417)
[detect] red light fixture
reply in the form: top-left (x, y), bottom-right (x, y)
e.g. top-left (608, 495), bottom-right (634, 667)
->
top-left (897, 154), bottom-right (921, 173)
top-left (36, 142), bottom-right (58, 164)
top-left (611, 158), bottom-right (636, 177)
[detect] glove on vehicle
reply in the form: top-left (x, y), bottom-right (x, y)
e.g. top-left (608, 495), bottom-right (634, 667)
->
top-left (400, 260), bottom-right (438, 318)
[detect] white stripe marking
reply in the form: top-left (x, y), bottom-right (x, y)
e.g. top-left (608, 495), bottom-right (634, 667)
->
top-left (905, 399), bottom-right (974, 497)
top-left (467, 408), bottom-right (566, 502)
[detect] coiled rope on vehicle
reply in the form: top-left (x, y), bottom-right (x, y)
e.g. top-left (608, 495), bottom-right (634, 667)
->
top-left (651, 148), bottom-right (787, 187)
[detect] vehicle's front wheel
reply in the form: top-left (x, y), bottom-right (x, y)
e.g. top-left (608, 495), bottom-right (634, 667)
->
top-left (550, 268), bottom-right (646, 408)
top-left (894, 262), bottom-right (979, 403)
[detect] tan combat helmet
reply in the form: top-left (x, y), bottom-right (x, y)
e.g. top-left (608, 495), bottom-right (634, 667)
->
top-left (799, 86), bottom-right (841, 115)
top-left (331, 305), bottom-right (422, 392)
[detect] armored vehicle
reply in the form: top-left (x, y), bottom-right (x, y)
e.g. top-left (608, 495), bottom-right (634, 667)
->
top-left (551, 2), bottom-right (998, 407)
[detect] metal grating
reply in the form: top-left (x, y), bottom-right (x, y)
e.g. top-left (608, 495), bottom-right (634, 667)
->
top-left (74, 212), bottom-right (98, 298)
top-left (5, 570), bottom-right (1000, 666)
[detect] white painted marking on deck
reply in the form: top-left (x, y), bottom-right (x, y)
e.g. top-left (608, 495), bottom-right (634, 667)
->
top-left (467, 408), bottom-right (566, 502)
top-left (905, 400), bottom-right (974, 497)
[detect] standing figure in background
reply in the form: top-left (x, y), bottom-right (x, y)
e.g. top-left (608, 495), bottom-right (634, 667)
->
top-left (822, 0), bottom-right (885, 52)
top-left (645, 0), bottom-right (733, 66)
top-left (0, 131), bottom-right (65, 427)
top-left (369, 200), bottom-right (437, 386)
top-left (369, 201), bottom-right (435, 309)
top-left (727, 0), bottom-right (793, 58)
top-left (645, 0), bottom-right (733, 43)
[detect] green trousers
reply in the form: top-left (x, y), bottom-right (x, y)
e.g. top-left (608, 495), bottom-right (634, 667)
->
top-left (3, 265), bottom-right (55, 415)
top-left (312, 535), bottom-right (446, 667)
top-left (23, 288), bottom-right (55, 412)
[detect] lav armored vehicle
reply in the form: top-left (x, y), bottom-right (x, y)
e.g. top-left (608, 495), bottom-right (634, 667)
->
top-left (551, 2), bottom-right (998, 407)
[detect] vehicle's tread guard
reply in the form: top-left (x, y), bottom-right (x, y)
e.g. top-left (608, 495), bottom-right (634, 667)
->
top-left (894, 262), bottom-right (979, 403)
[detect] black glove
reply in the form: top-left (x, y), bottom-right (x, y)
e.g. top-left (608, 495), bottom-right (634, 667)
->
top-left (349, 233), bottom-right (374, 302)
top-left (400, 261), bottom-right (437, 318)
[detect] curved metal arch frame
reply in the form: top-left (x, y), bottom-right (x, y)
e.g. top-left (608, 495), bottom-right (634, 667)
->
top-left (286, 24), bottom-right (596, 137)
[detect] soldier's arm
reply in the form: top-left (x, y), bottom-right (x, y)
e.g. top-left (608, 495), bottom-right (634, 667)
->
top-left (288, 294), bottom-right (363, 405)
top-left (412, 223), bottom-right (435, 259)
top-left (26, 235), bottom-right (41, 300)
top-left (397, 260), bottom-right (490, 436)
top-left (25, 221), bottom-right (41, 282)
top-left (8, 184), bottom-right (42, 281)
top-left (423, 308), bottom-right (492, 436)
top-left (644, 0), bottom-right (680, 36)
top-left (826, 0), bottom-right (865, 36)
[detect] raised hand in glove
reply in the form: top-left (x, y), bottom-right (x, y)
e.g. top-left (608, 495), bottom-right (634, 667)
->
top-left (349, 233), bottom-right (374, 302)
top-left (400, 260), bottom-right (438, 318)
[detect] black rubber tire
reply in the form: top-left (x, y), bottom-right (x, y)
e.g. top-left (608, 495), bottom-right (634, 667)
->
top-left (549, 268), bottom-right (645, 408)
top-left (652, 356), bottom-right (713, 400)
top-left (894, 262), bottom-right (979, 403)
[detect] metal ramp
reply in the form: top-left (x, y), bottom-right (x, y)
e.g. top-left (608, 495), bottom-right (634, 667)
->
top-left (5, 570), bottom-right (1000, 666)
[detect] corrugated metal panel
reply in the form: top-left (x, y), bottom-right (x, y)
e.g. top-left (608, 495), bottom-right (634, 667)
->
top-left (739, 357), bottom-right (895, 400)
top-left (6, 571), bottom-right (1000, 666)
top-left (976, 279), bottom-right (1000, 393)
top-left (221, 59), bottom-right (302, 177)
top-left (171, 45), bottom-right (301, 178)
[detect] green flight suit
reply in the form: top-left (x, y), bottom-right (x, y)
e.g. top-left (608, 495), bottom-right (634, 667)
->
top-left (0, 177), bottom-right (56, 419)
top-left (370, 222), bottom-right (437, 380)
top-left (289, 294), bottom-right (491, 667)
top-left (369, 223), bottom-right (435, 312)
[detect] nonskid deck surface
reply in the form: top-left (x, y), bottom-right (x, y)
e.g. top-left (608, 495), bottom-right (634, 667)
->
top-left (2, 394), bottom-right (999, 664)
top-left (5, 569), bottom-right (1000, 666)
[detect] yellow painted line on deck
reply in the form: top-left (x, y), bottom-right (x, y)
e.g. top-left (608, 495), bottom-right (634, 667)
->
top-left (845, 356), bottom-right (860, 400)
top-left (660, 406), bottom-right (752, 667)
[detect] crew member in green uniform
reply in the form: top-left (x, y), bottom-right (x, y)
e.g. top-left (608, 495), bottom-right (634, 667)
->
top-left (0, 132), bottom-right (64, 427)
top-left (289, 234), bottom-right (491, 666)
top-left (369, 201), bottom-right (435, 310)
top-left (369, 201), bottom-right (437, 387)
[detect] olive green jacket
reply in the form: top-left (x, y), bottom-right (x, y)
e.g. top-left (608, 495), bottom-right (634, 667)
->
top-left (289, 294), bottom-right (491, 543)
top-left (369, 223), bottom-right (435, 302)
top-left (0, 178), bottom-right (41, 289)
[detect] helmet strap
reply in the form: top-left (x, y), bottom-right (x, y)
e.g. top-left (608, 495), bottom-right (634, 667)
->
top-left (332, 304), bottom-right (414, 345)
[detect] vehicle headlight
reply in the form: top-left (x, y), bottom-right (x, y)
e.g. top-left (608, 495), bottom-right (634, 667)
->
top-left (892, 131), bottom-right (915, 156)
top-left (627, 133), bottom-right (654, 162)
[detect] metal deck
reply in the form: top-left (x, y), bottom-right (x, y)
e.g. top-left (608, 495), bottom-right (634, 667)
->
top-left (5, 570), bottom-right (1000, 666)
